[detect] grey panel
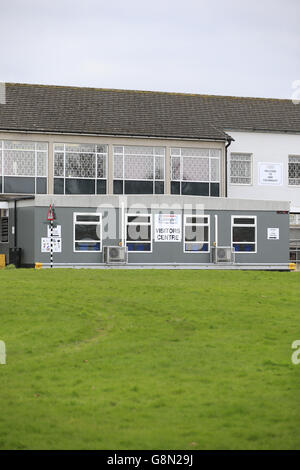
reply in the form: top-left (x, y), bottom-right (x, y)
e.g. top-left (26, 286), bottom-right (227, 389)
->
top-left (27, 205), bottom-right (289, 265)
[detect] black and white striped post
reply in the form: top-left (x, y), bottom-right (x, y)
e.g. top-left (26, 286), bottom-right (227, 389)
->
top-left (50, 219), bottom-right (53, 268)
top-left (47, 204), bottom-right (55, 269)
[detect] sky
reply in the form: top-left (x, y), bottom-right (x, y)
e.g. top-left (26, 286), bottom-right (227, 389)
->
top-left (0, 0), bottom-right (299, 99)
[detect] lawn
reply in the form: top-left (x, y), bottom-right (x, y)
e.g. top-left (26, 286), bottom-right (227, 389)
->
top-left (0, 268), bottom-right (299, 450)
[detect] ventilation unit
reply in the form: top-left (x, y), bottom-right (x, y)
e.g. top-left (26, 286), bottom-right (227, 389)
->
top-left (104, 246), bottom-right (128, 264)
top-left (212, 246), bottom-right (234, 264)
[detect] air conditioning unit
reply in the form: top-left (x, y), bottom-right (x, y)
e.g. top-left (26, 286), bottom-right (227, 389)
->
top-left (104, 246), bottom-right (128, 264)
top-left (212, 246), bottom-right (235, 264)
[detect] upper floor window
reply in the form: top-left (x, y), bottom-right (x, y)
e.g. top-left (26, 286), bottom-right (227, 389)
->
top-left (0, 140), bottom-right (48, 194)
top-left (113, 145), bottom-right (165, 195)
top-left (230, 153), bottom-right (252, 185)
top-left (54, 143), bottom-right (107, 195)
top-left (288, 156), bottom-right (300, 186)
top-left (170, 148), bottom-right (221, 196)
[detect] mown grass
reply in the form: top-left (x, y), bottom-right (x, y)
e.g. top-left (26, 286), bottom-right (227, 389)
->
top-left (0, 269), bottom-right (300, 450)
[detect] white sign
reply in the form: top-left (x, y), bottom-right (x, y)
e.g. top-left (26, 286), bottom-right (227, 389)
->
top-left (258, 163), bottom-right (282, 185)
top-left (41, 237), bottom-right (62, 253)
top-left (267, 228), bottom-right (279, 240)
top-left (47, 225), bottom-right (61, 238)
top-left (154, 214), bottom-right (182, 242)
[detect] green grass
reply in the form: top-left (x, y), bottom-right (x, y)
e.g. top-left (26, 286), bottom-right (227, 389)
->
top-left (0, 269), bottom-right (300, 450)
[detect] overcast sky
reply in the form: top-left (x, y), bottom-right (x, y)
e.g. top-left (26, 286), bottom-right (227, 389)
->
top-left (0, 0), bottom-right (299, 99)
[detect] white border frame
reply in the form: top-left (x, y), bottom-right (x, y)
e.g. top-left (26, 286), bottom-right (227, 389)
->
top-left (54, 142), bottom-right (108, 195)
top-left (113, 145), bottom-right (165, 195)
top-left (170, 147), bottom-right (221, 196)
top-left (288, 155), bottom-right (300, 187)
top-left (183, 214), bottom-right (210, 254)
top-left (229, 152), bottom-right (253, 186)
top-left (0, 139), bottom-right (48, 195)
top-left (125, 212), bottom-right (153, 253)
top-left (73, 212), bottom-right (102, 253)
top-left (258, 162), bottom-right (283, 186)
top-left (231, 215), bottom-right (257, 254)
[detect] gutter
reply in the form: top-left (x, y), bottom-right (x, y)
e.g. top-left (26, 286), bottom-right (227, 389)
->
top-left (0, 128), bottom-right (228, 143)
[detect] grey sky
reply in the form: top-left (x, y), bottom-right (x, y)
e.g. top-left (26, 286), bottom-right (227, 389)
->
top-left (0, 0), bottom-right (299, 98)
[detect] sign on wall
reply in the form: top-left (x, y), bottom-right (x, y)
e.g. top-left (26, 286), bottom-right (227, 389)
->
top-left (41, 237), bottom-right (62, 253)
top-left (258, 163), bottom-right (283, 185)
top-left (267, 228), bottom-right (279, 240)
top-left (47, 225), bottom-right (61, 238)
top-left (154, 214), bottom-right (182, 242)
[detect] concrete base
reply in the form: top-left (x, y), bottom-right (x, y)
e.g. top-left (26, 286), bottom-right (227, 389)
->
top-left (40, 262), bottom-right (291, 271)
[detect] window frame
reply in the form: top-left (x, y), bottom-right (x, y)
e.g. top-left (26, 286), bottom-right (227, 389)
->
top-left (288, 155), bottom-right (300, 187)
top-left (170, 147), bottom-right (221, 196)
top-left (125, 212), bottom-right (153, 253)
top-left (231, 215), bottom-right (257, 254)
top-left (0, 140), bottom-right (48, 195)
top-left (73, 212), bottom-right (102, 253)
top-left (54, 143), bottom-right (108, 195)
top-left (113, 145), bottom-right (165, 195)
top-left (183, 214), bottom-right (210, 253)
top-left (229, 152), bottom-right (252, 186)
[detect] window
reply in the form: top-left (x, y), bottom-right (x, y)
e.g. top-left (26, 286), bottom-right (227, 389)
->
top-left (288, 156), bottom-right (300, 186)
top-left (170, 147), bottom-right (220, 196)
top-left (54, 143), bottom-right (107, 195)
top-left (113, 146), bottom-right (165, 194)
top-left (290, 213), bottom-right (300, 225)
top-left (230, 153), bottom-right (252, 185)
top-left (73, 213), bottom-right (102, 252)
top-left (290, 213), bottom-right (300, 262)
top-left (231, 216), bottom-right (256, 253)
top-left (126, 213), bottom-right (152, 252)
top-left (0, 140), bottom-right (48, 194)
top-left (184, 215), bottom-right (210, 252)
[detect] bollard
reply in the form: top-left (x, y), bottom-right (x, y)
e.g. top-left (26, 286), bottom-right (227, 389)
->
top-left (0, 254), bottom-right (5, 269)
top-left (0, 341), bottom-right (6, 364)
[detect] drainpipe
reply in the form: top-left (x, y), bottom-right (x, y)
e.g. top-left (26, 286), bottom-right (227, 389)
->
top-left (14, 200), bottom-right (17, 249)
top-left (225, 138), bottom-right (233, 198)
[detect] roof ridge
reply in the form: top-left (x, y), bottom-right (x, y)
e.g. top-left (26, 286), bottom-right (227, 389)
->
top-left (4, 81), bottom-right (294, 103)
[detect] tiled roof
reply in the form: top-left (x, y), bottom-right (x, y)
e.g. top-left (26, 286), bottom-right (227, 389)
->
top-left (0, 83), bottom-right (300, 141)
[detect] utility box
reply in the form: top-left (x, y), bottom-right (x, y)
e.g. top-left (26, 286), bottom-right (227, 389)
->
top-left (104, 246), bottom-right (128, 264)
top-left (0, 254), bottom-right (5, 268)
top-left (212, 246), bottom-right (235, 264)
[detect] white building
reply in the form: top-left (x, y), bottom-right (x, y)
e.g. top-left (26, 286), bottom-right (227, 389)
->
top-left (227, 130), bottom-right (300, 262)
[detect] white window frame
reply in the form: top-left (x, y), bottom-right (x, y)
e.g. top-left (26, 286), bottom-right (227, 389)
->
top-left (125, 213), bottom-right (152, 253)
top-left (288, 155), bottom-right (300, 187)
top-left (183, 214), bottom-right (210, 253)
top-left (229, 153), bottom-right (252, 186)
top-left (113, 145), bottom-right (165, 195)
top-left (73, 212), bottom-right (102, 253)
top-left (231, 215), bottom-right (257, 254)
top-left (170, 147), bottom-right (221, 195)
top-left (0, 140), bottom-right (48, 195)
top-left (54, 143), bottom-right (108, 195)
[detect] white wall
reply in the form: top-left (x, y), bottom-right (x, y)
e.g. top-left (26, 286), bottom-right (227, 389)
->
top-left (227, 131), bottom-right (300, 212)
